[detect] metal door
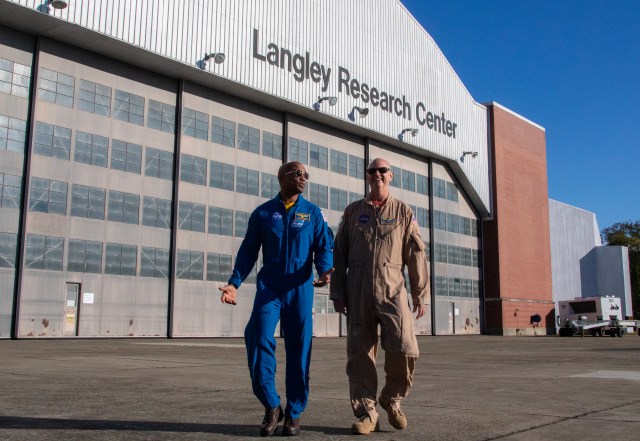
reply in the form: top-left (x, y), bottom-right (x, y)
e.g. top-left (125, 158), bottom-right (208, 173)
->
top-left (64, 283), bottom-right (80, 336)
top-left (449, 302), bottom-right (456, 334)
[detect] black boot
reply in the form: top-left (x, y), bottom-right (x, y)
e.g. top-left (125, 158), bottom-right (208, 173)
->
top-left (282, 416), bottom-right (300, 436)
top-left (260, 405), bottom-right (283, 437)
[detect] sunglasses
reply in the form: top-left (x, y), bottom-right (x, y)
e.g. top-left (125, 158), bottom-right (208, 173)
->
top-left (366, 167), bottom-right (391, 175)
top-left (284, 169), bottom-right (310, 180)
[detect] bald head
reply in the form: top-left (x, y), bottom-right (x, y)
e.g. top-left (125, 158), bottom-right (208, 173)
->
top-left (368, 158), bottom-right (391, 169)
top-left (278, 161), bottom-right (304, 178)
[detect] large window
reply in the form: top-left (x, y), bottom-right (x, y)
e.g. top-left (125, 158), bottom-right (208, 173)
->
top-left (142, 196), bottom-right (171, 229)
top-left (68, 239), bottom-right (102, 273)
top-left (78, 79), bottom-right (112, 116)
top-left (348, 154), bottom-right (364, 179)
top-left (330, 187), bottom-right (348, 212)
top-left (330, 150), bottom-right (347, 175)
top-left (70, 184), bottom-right (105, 220)
top-left (25, 234), bottom-right (63, 270)
top-left (207, 252), bottom-right (232, 282)
top-left (0, 232), bottom-right (17, 268)
top-left (105, 243), bottom-right (137, 275)
top-left (236, 167), bottom-right (259, 196)
top-left (0, 115), bottom-right (27, 153)
top-left (182, 107), bottom-right (208, 140)
top-left (417, 174), bottom-right (429, 195)
top-left (108, 190), bottom-right (140, 224)
top-left (38, 68), bottom-right (74, 108)
top-left (434, 275), bottom-right (480, 298)
top-left (208, 206), bottom-right (233, 236)
top-left (237, 124), bottom-right (260, 154)
top-left (178, 201), bottom-right (205, 232)
top-left (0, 58), bottom-right (30, 98)
top-left (148, 99), bottom-right (175, 133)
top-left (176, 250), bottom-right (204, 280)
top-left (390, 166), bottom-right (401, 188)
top-left (211, 116), bottom-right (235, 147)
top-left (433, 177), bottom-right (458, 201)
top-left (210, 161), bottom-right (234, 191)
top-left (262, 131), bottom-right (282, 159)
top-left (113, 89), bottom-right (144, 125)
top-left (145, 147), bottom-right (173, 180)
top-left (261, 172), bottom-right (279, 199)
top-left (0, 172), bottom-right (21, 209)
top-left (432, 210), bottom-right (477, 237)
top-left (111, 140), bottom-right (142, 174)
top-left (433, 210), bottom-right (446, 230)
top-left (180, 153), bottom-right (207, 186)
top-left (308, 182), bottom-right (328, 209)
top-left (29, 177), bottom-right (67, 215)
top-left (288, 137), bottom-right (308, 164)
top-left (235, 210), bottom-right (249, 238)
top-left (74, 131), bottom-right (108, 167)
top-left (140, 246), bottom-right (169, 278)
top-left (34, 122), bottom-right (71, 160)
top-left (310, 144), bottom-right (328, 169)
top-left (446, 181), bottom-right (459, 202)
top-left (416, 207), bottom-right (429, 228)
top-left (402, 170), bottom-right (416, 192)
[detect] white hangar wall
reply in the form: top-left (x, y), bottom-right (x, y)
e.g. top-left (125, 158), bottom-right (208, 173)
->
top-left (0, 0), bottom-right (486, 338)
top-left (9, 0), bottom-right (490, 214)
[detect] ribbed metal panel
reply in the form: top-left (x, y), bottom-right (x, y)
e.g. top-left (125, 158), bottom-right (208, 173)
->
top-left (10, 0), bottom-right (490, 211)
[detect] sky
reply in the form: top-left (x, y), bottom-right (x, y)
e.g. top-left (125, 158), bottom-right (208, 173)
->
top-left (399, 0), bottom-right (640, 231)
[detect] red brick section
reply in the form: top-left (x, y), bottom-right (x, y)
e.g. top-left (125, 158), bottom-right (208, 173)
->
top-left (483, 104), bottom-right (555, 335)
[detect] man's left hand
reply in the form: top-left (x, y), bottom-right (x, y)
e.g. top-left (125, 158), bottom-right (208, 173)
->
top-left (413, 303), bottom-right (427, 319)
top-left (312, 268), bottom-right (335, 287)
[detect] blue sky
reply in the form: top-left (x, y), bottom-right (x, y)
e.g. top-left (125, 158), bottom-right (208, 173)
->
top-left (400, 0), bottom-right (640, 231)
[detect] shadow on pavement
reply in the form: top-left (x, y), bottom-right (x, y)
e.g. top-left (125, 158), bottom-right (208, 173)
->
top-left (0, 416), bottom-right (352, 437)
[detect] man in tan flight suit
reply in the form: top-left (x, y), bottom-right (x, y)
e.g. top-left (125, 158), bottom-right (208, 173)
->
top-left (330, 157), bottom-right (429, 435)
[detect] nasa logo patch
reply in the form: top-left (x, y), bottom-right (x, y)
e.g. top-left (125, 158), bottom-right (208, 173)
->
top-left (272, 212), bottom-right (282, 221)
top-left (359, 214), bottom-right (369, 224)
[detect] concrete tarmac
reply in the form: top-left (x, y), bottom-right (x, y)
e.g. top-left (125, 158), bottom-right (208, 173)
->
top-left (1, 335), bottom-right (640, 440)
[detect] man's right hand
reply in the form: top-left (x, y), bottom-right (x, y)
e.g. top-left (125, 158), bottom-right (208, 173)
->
top-left (219, 285), bottom-right (237, 305)
top-left (332, 299), bottom-right (347, 315)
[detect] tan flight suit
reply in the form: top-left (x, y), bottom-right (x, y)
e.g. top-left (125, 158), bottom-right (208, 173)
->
top-left (330, 195), bottom-right (430, 420)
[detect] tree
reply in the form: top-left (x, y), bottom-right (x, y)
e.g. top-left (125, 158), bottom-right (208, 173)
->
top-left (601, 221), bottom-right (640, 319)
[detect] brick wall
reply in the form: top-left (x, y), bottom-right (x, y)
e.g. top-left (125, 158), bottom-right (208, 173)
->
top-left (483, 104), bottom-right (555, 335)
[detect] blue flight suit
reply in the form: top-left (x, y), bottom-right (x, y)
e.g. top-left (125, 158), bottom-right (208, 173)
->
top-left (228, 194), bottom-right (333, 419)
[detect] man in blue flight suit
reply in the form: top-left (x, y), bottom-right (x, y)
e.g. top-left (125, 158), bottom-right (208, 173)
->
top-left (219, 161), bottom-right (334, 437)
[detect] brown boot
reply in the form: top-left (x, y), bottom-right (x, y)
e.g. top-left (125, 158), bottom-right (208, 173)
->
top-left (351, 415), bottom-right (380, 435)
top-left (379, 397), bottom-right (407, 430)
top-left (259, 405), bottom-right (283, 437)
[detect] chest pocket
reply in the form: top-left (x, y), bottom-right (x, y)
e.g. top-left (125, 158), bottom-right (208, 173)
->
top-left (290, 219), bottom-right (311, 238)
top-left (378, 222), bottom-right (401, 241)
top-left (355, 223), bottom-right (372, 241)
top-left (265, 210), bottom-right (285, 238)
top-left (288, 212), bottom-right (313, 242)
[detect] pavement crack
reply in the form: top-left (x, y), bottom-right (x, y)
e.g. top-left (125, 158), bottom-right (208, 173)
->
top-left (482, 398), bottom-right (640, 440)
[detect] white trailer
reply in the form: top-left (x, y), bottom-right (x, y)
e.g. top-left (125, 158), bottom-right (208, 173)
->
top-left (556, 296), bottom-right (639, 337)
